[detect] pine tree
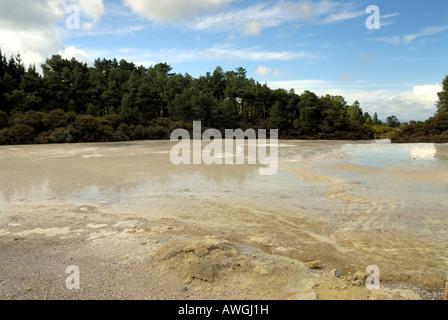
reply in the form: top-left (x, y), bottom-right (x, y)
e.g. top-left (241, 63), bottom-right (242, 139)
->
top-left (437, 76), bottom-right (448, 114)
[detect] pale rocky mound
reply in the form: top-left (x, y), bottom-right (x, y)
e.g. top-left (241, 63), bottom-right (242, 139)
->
top-left (153, 236), bottom-right (426, 300)
top-left (154, 237), bottom-right (319, 300)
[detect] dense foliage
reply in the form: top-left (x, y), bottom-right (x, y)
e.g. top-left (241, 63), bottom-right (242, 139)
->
top-left (391, 75), bottom-right (448, 143)
top-left (0, 50), bottom-right (388, 145)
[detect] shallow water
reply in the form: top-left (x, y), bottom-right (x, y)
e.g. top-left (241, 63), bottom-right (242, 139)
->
top-left (1, 140), bottom-right (447, 286)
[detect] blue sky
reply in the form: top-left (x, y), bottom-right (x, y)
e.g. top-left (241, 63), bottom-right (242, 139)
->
top-left (1, 0), bottom-right (447, 121)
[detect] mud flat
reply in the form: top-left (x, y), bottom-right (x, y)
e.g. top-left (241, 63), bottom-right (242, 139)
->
top-left (0, 140), bottom-right (447, 300)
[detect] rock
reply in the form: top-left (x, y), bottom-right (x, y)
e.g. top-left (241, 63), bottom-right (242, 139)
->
top-left (352, 271), bottom-right (367, 283)
top-left (351, 280), bottom-right (363, 287)
top-left (397, 274), bottom-right (411, 282)
top-left (154, 238), bottom-right (242, 283)
top-left (153, 237), bottom-right (322, 299)
top-left (307, 260), bottom-right (323, 269)
top-left (195, 246), bottom-right (209, 258)
top-left (331, 269), bottom-right (343, 278)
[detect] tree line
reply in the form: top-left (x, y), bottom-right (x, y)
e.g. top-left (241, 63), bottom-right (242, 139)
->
top-left (0, 49), bottom-right (398, 145)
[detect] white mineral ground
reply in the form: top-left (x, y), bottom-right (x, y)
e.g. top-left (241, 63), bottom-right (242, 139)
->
top-left (0, 140), bottom-right (447, 300)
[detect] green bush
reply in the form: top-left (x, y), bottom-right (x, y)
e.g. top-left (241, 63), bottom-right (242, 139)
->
top-left (0, 124), bottom-right (35, 145)
top-left (0, 111), bottom-right (8, 129)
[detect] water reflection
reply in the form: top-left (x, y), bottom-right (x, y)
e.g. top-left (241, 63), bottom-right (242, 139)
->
top-left (0, 141), bottom-right (269, 203)
top-left (332, 141), bottom-right (448, 169)
top-left (410, 145), bottom-right (436, 160)
top-left (0, 140), bottom-right (447, 205)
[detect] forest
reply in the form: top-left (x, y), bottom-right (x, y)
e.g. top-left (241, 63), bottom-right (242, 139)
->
top-left (0, 49), bottom-right (402, 145)
top-left (391, 75), bottom-right (448, 143)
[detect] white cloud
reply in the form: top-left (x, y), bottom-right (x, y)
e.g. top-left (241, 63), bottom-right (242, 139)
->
top-left (123, 0), bottom-right (234, 24)
top-left (381, 13), bottom-right (400, 19)
top-left (373, 25), bottom-right (448, 46)
top-left (254, 65), bottom-right (285, 78)
top-left (108, 45), bottom-right (315, 67)
top-left (0, 0), bottom-right (105, 68)
top-left (78, 0), bottom-right (105, 22)
top-left (378, 12), bottom-right (399, 28)
top-left (0, 0), bottom-right (65, 66)
top-left (0, 28), bottom-right (63, 68)
top-left (255, 65), bottom-right (272, 77)
top-left (373, 36), bottom-right (402, 45)
top-left (380, 20), bottom-right (395, 28)
top-left (191, 3), bottom-right (280, 34)
top-left (320, 9), bottom-right (364, 24)
top-left (243, 20), bottom-right (263, 36)
top-left (375, 84), bottom-right (442, 120)
top-left (202, 45), bottom-right (313, 61)
top-left (59, 46), bottom-right (90, 63)
top-left (403, 25), bottom-right (448, 44)
top-left (0, 0), bottom-right (65, 31)
top-left (69, 0), bottom-right (106, 30)
top-left (189, 1), bottom-right (365, 36)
